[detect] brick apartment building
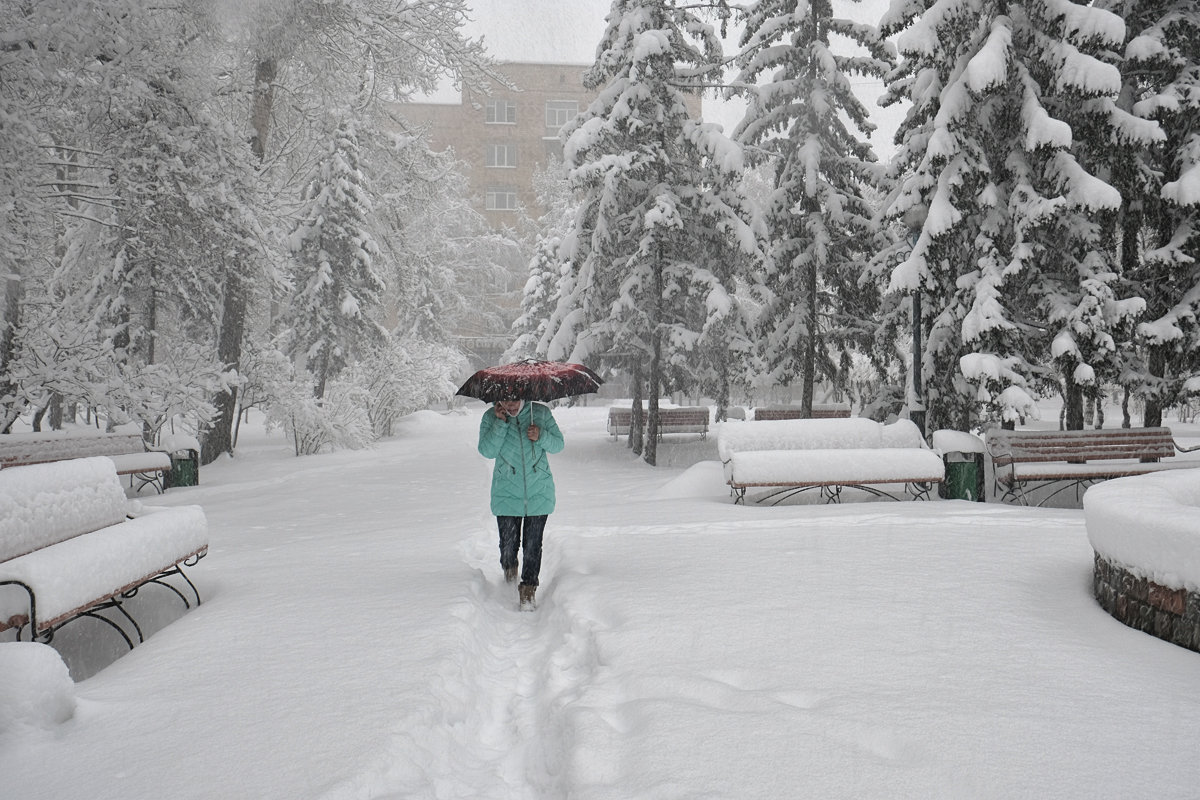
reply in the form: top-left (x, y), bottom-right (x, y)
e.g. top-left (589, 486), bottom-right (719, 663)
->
top-left (398, 62), bottom-right (704, 230)
top-left (398, 62), bottom-right (595, 229)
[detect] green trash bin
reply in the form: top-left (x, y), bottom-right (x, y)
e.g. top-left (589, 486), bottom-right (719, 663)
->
top-left (940, 451), bottom-right (984, 501)
top-left (166, 449), bottom-right (200, 489)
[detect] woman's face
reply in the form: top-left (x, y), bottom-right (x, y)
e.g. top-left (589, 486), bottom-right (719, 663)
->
top-left (498, 400), bottom-right (523, 417)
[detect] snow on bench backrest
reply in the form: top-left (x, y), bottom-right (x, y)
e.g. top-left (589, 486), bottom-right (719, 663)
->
top-left (879, 419), bottom-right (929, 450)
top-left (719, 418), bottom-right (890, 462)
top-left (0, 431), bottom-right (147, 468)
top-left (0, 457), bottom-right (130, 562)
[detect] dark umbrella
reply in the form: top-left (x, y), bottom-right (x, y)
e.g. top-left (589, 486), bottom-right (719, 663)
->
top-left (456, 358), bottom-right (603, 403)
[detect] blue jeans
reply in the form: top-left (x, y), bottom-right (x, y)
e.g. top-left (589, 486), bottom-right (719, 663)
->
top-left (497, 515), bottom-right (547, 586)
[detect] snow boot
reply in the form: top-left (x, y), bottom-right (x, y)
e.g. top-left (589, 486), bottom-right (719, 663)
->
top-left (504, 566), bottom-right (519, 584)
top-left (518, 583), bottom-right (537, 611)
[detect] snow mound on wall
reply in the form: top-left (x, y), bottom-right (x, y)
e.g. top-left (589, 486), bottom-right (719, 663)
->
top-left (0, 642), bottom-right (76, 734)
top-left (1084, 469), bottom-right (1200, 592)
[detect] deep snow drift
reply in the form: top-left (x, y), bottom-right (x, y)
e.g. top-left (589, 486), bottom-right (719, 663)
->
top-left (1, 405), bottom-right (1198, 799)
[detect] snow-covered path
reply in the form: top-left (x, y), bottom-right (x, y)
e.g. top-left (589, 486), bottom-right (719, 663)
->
top-left (3, 407), bottom-right (1199, 799)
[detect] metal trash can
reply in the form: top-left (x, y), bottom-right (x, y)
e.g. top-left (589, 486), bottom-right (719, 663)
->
top-left (931, 429), bottom-right (986, 502)
top-left (940, 451), bottom-right (984, 501)
top-left (166, 448), bottom-right (200, 489)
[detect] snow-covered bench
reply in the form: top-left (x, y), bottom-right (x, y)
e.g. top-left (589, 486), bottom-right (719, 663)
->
top-left (718, 417), bottom-right (945, 504)
top-left (986, 427), bottom-right (1200, 506)
top-left (0, 431), bottom-right (175, 494)
top-left (607, 407), bottom-right (710, 440)
top-left (0, 457), bottom-right (208, 648)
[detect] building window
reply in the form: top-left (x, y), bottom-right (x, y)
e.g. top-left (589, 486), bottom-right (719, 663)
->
top-left (486, 99), bottom-right (516, 124)
top-left (485, 186), bottom-right (519, 211)
top-left (545, 100), bottom-right (578, 130)
top-left (485, 144), bottom-right (518, 168)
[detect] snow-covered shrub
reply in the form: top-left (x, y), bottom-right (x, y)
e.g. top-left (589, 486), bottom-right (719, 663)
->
top-left (263, 370), bottom-right (369, 456)
top-left (5, 310), bottom-right (223, 438)
top-left (264, 370), bottom-right (373, 456)
top-left (344, 338), bottom-right (467, 438)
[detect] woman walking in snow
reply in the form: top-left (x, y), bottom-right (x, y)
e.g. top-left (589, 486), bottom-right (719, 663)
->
top-left (477, 398), bottom-right (565, 610)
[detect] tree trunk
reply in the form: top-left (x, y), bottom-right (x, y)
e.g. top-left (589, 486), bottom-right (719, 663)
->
top-left (645, 334), bottom-right (660, 467)
top-left (629, 358), bottom-right (643, 456)
top-left (1144, 346), bottom-right (1166, 427)
top-left (715, 363), bottom-right (730, 422)
top-left (1064, 371), bottom-right (1084, 430)
top-left (202, 57), bottom-right (275, 464)
top-left (0, 273), bottom-right (22, 433)
top-left (202, 270), bottom-right (247, 464)
top-left (313, 347), bottom-right (330, 399)
top-left (48, 393), bottom-right (63, 430)
top-left (800, 260), bottom-right (817, 416)
top-left (250, 59), bottom-right (277, 161)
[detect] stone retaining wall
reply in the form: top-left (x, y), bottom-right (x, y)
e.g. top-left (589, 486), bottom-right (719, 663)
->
top-left (1093, 553), bottom-right (1200, 653)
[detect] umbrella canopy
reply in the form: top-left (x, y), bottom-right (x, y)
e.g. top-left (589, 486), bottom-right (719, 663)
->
top-left (456, 359), bottom-right (603, 403)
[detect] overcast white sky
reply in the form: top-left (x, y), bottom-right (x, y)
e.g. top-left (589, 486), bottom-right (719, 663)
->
top-left (451, 0), bottom-right (903, 159)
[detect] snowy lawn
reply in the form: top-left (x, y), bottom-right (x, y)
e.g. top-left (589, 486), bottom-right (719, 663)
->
top-left (2, 406), bottom-right (1199, 799)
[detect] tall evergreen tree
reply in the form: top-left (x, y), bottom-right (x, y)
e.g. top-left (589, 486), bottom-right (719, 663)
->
top-left (510, 160), bottom-right (579, 360)
top-left (555, 0), bottom-right (757, 464)
top-left (1099, 0), bottom-right (1200, 425)
top-left (286, 117), bottom-right (387, 399)
top-left (880, 0), bottom-right (1160, 431)
top-left (734, 0), bottom-right (894, 417)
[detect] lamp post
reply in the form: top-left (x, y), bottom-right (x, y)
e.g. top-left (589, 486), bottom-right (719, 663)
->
top-left (903, 204), bottom-right (927, 439)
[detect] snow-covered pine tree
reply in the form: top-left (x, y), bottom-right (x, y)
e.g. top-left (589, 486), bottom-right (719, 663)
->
top-left (510, 159), bottom-right (579, 360)
top-left (880, 0), bottom-right (1159, 431)
top-left (286, 117), bottom-right (388, 400)
top-left (559, 0), bottom-right (757, 464)
top-left (1098, 0), bottom-right (1200, 425)
top-left (733, 0), bottom-right (894, 417)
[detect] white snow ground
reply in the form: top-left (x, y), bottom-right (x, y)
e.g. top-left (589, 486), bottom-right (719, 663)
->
top-left (2, 405), bottom-right (1199, 799)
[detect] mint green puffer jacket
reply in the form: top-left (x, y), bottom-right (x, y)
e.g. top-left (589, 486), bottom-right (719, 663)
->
top-left (477, 402), bottom-right (565, 517)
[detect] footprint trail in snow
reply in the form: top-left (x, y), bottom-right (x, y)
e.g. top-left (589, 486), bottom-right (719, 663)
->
top-left (319, 520), bottom-right (603, 800)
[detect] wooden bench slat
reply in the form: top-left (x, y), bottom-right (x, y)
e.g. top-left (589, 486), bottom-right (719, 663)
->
top-left (607, 407), bottom-right (709, 439)
top-left (985, 427), bottom-right (1197, 505)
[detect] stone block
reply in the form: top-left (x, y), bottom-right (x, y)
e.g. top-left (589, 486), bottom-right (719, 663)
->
top-left (1170, 619), bottom-right (1195, 651)
top-left (1149, 582), bottom-right (1186, 615)
top-left (1120, 570), bottom-right (1148, 602)
top-left (1186, 592), bottom-right (1200, 625)
top-left (1133, 602), bottom-right (1154, 633)
top-left (1154, 611), bottom-right (1173, 639)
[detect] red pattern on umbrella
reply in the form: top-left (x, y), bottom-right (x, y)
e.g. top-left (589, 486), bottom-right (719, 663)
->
top-left (456, 359), bottom-right (603, 403)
